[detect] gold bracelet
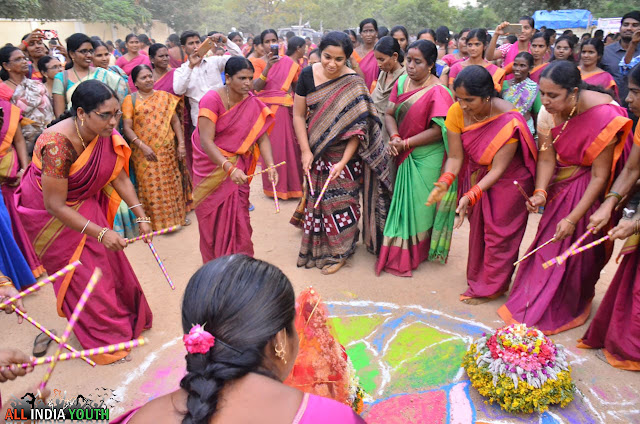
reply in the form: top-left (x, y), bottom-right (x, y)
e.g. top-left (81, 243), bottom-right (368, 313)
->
top-left (0, 276), bottom-right (14, 288)
top-left (563, 217), bottom-right (576, 226)
top-left (259, 73), bottom-right (267, 81)
top-left (136, 217), bottom-right (151, 224)
top-left (97, 227), bottom-right (109, 243)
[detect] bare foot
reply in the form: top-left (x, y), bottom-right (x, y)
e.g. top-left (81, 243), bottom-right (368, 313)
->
top-left (321, 260), bottom-right (346, 275)
top-left (297, 257), bottom-right (307, 267)
top-left (461, 297), bottom-right (492, 305)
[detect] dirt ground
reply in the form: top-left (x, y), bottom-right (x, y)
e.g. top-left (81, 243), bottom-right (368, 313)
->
top-left (2, 177), bottom-right (639, 423)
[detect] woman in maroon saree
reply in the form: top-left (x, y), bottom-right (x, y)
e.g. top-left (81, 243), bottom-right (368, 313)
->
top-left (116, 34), bottom-right (152, 93)
top-left (252, 29), bottom-right (303, 199)
top-left (15, 80), bottom-right (153, 364)
top-left (428, 65), bottom-right (537, 304)
top-left (578, 65), bottom-right (640, 371)
top-left (0, 99), bottom-right (45, 279)
top-left (192, 57), bottom-right (277, 262)
top-left (499, 61), bottom-right (632, 335)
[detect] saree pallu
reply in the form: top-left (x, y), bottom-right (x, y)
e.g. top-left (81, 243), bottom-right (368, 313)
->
top-left (154, 69), bottom-right (194, 211)
top-left (449, 62), bottom-right (506, 92)
top-left (371, 66), bottom-right (406, 144)
top-left (529, 62), bottom-right (549, 83)
top-left (581, 70), bottom-right (619, 101)
top-left (255, 56), bottom-right (304, 200)
top-left (376, 81), bottom-right (455, 276)
top-left (459, 111), bottom-right (537, 300)
top-left (15, 130), bottom-right (153, 364)
top-left (499, 104), bottom-right (632, 335)
top-left (356, 50), bottom-right (381, 93)
top-left (124, 91), bottom-right (186, 230)
top-left (294, 74), bottom-right (392, 267)
top-left (116, 54), bottom-right (152, 93)
top-left (192, 91), bottom-right (273, 262)
top-left (10, 78), bottom-right (54, 156)
top-left (0, 101), bottom-right (45, 279)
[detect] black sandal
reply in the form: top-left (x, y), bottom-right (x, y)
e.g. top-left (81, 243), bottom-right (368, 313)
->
top-left (33, 330), bottom-right (56, 357)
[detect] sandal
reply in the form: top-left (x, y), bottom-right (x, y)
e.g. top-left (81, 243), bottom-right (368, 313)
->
top-left (33, 331), bottom-right (56, 357)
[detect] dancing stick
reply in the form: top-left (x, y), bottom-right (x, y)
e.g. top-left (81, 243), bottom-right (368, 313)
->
top-left (272, 180), bottom-right (280, 213)
top-left (10, 305), bottom-right (96, 367)
top-left (564, 235), bottom-right (610, 259)
top-left (0, 338), bottom-right (146, 372)
top-left (513, 181), bottom-right (534, 207)
top-left (306, 170), bottom-right (315, 196)
top-left (513, 237), bottom-right (556, 266)
top-left (147, 242), bottom-right (175, 290)
top-left (542, 229), bottom-right (594, 269)
top-left (38, 268), bottom-right (102, 395)
top-left (125, 225), bottom-right (181, 244)
top-left (314, 167), bottom-right (333, 209)
top-left (246, 161), bottom-right (286, 178)
top-left (0, 261), bottom-right (82, 308)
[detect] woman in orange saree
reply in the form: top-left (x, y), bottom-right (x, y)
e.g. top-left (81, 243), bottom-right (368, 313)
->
top-left (192, 58), bottom-right (277, 262)
top-left (252, 29), bottom-right (303, 200)
top-left (15, 80), bottom-right (153, 364)
top-left (499, 61), bottom-right (632, 335)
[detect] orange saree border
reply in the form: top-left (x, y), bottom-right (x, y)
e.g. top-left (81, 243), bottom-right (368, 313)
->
top-left (1, 104), bottom-right (20, 155)
top-left (582, 115), bottom-right (631, 174)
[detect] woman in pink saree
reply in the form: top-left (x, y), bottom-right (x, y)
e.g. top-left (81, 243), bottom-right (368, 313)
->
top-left (192, 57), bottom-right (277, 262)
top-left (110, 255), bottom-right (365, 424)
top-left (252, 29), bottom-right (304, 199)
top-left (116, 34), bottom-right (152, 93)
top-left (499, 61), bottom-right (632, 335)
top-left (0, 99), bottom-right (45, 280)
top-left (15, 80), bottom-right (153, 364)
top-left (428, 65), bottom-right (537, 304)
top-left (353, 18), bottom-right (381, 92)
top-left (578, 65), bottom-right (640, 371)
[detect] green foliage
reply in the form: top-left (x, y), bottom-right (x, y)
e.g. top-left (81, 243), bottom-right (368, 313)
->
top-left (1, 0), bottom-right (636, 35)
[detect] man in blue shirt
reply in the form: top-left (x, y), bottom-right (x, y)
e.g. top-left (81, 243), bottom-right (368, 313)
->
top-left (601, 11), bottom-right (640, 108)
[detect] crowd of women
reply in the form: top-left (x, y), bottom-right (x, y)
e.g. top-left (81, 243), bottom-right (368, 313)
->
top-left (1, 9), bottom-right (640, 420)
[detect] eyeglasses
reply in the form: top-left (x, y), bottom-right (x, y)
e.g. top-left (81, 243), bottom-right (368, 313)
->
top-left (92, 110), bottom-right (123, 120)
top-left (76, 49), bottom-right (94, 55)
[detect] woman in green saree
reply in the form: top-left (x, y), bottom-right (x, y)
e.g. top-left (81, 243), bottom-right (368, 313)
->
top-left (376, 40), bottom-right (456, 276)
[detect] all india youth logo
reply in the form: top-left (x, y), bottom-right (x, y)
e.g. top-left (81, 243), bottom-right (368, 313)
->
top-left (4, 388), bottom-right (115, 423)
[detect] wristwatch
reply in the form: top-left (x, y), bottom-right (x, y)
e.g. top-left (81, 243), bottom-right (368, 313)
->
top-left (622, 208), bottom-right (636, 219)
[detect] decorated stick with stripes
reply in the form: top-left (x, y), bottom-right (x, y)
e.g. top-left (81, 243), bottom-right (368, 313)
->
top-left (0, 261), bottom-right (81, 309)
top-left (1, 338), bottom-right (146, 371)
top-left (38, 268), bottom-right (102, 395)
top-left (125, 225), bottom-right (181, 244)
top-left (11, 305), bottom-right (96, 367)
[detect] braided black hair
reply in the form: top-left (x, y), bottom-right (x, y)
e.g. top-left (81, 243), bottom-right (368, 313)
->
top-left (179, 255), bottom-right (295, 424)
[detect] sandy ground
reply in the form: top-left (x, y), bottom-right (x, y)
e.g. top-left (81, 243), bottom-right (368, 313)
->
top-left (2, 177), bottom-right (639, 423)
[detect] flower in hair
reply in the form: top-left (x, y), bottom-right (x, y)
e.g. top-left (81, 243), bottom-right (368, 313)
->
top-left (183, 324), bottom-right (215, 354)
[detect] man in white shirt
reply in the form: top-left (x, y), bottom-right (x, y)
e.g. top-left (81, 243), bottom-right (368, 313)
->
top-left (173, 30), bottom-right (242, 173)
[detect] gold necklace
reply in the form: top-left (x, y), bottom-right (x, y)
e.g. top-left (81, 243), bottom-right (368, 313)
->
top-left (137, 90), bottom-right (154, 102)
top-left (408, 73), bottom-right (433, 91)
top-left (471, 100), bottom-right (493, 123)
top-left (74, 118), bottom-right (87, 149)
top-left (540, 99), bottom-right (579, 151)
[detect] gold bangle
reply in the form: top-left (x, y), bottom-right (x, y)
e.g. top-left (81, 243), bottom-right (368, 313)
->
top-left (221, 159), bottom-right (232, 172)
top-left (563, 217), bottom-right (576, 226)
top-left (136, 217), bottom-right (151, 224)
top-left (97, 227), bottom-right (109, 243)
top-left (259, 73), bottom-right (267, 81)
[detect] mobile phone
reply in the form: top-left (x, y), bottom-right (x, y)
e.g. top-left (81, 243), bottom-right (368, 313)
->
top-left (196, 37), bottom-right (214, 58)
top-left (270, 44), bottom-right (279, 57)
top-left (41, 30), bottom-right (59, 40)
top-left (503, 24), bottom-right (522, 34)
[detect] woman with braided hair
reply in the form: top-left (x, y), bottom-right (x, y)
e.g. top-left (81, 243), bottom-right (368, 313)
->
top-left (111, 255), bottom-right (365, 423)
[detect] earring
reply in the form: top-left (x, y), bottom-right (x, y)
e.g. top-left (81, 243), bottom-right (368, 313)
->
top-left (274, 329), bottom-right (287, 364)
top-left (81, 118), bottom-right (84, 127)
